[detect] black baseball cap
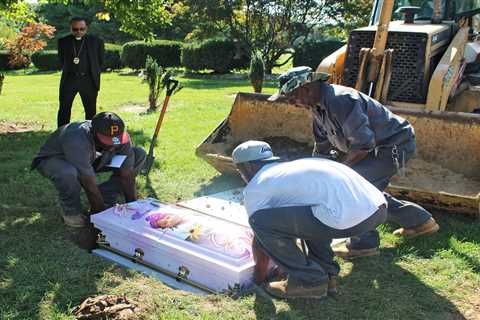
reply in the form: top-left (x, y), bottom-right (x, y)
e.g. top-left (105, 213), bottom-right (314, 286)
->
top-left (91, 112), bottom-right (130, 146)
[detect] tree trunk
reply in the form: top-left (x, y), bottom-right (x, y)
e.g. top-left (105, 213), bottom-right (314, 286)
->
top-left (0, 73), bottom-right (4, 95)
top-left (148, 90), bottom-right (157, 112)
top-left (252, 79), bottom-right (263, 93)
top-left (264, 61), bottom-right (274, 75)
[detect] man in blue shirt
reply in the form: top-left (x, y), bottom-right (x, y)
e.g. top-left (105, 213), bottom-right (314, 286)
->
top-left (268, 66), bottom-right (439, 258)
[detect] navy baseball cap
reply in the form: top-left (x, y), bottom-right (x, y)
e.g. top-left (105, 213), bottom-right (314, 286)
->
top-left (91, 112), bottom-right (130, 146)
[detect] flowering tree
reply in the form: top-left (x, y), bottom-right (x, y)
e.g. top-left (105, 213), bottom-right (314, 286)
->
top-left (5, 22), bottom-right (55, 68)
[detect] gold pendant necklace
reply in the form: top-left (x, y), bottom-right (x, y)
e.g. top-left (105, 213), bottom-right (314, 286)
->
top-left (73, 38), bottom-right (85, 65)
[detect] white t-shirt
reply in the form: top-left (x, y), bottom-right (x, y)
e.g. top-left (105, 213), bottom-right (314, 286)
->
top-left (243, 158), bottom-right (386, 230)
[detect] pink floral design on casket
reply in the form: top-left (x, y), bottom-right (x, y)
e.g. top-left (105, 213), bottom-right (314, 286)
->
top-left (145, 208), bottom-right (254, 259)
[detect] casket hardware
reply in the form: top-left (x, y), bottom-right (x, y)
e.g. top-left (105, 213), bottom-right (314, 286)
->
top-left (97, 232), bottom-right (109, 246)
top-left (133, 248), bottom-right (144, 260)
top-left (96, 243), bottom-right (216, 294)
top-left (176, 265), bottom-right (190, 281)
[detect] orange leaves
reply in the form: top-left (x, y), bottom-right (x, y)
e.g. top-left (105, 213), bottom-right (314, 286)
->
top-left (5, 22), bottom-right (56, 68)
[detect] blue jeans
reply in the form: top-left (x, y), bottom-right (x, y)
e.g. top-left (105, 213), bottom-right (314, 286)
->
top-left (249, 205), bottom-right (387, 285)
top-left (349, 142), bottom-right (432, 249)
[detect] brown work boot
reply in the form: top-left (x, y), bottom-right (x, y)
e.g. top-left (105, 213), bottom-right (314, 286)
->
top-left (393, 218), bottom-right (440, 239)
top-left (62, 214), bottom-right (89, 228)
top-left (264, 277), bottom-right (328, 300)
top-left (332, 242), bottom-right (379, 259)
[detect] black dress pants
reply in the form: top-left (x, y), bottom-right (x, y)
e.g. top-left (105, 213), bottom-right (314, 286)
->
top-left (58, 74), bottom-right (98, 127)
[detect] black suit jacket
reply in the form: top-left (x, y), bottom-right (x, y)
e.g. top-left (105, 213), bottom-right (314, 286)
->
top-left (58, 34), bottom-right (105, 91)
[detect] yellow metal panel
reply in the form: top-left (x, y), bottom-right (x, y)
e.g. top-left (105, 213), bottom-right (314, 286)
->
top-left (316, 45), bottom-right (346, 85)
top-left (426, 27), bottom-right (469, 111)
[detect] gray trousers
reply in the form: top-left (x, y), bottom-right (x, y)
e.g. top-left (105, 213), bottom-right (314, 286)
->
top-left (349, 142), bottom-right (431, 249)
top-left (250, 205), bottom-right (387, 285)
top-left (36, 147), bottom-right (146, 216)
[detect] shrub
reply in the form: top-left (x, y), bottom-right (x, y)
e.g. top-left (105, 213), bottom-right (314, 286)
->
top-left (249, 51), bottom-right (264, 93)
top-left (121, 40), bottom-right (182, 70)
top-left (143, 55), bottom-right (164, 111)
top-left (31, 50), bottom-right (61, 70)
top-left (293, 39), bottom-right (344, 70)
top-left (181, 38), bottom-right (239, 73)
top-left (103, 43), bottom-right (123, 70)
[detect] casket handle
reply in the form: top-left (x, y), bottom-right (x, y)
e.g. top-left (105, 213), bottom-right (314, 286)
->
top-left (176, 265), bottom-right (190, 281)
top-left (133, 248), bottom-right (144, 260)
top-left (97, 232), bottom-right (109, 246)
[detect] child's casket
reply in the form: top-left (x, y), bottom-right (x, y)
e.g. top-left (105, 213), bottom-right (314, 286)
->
top-left (91, 196), bottom-right (255, 293)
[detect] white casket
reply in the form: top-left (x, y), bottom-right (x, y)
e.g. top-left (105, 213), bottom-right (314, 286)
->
top-left (91, 193), bottom-right (255, 293)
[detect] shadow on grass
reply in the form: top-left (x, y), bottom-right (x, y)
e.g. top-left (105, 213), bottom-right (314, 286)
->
top-left (251, 251), bottom-right (467, 319)
top-left (193, 173), bottom-right (244, 197)
top-left (0, 129), bottom-right (150, 319)
top-left (250, 211), bottom-right (480, 319)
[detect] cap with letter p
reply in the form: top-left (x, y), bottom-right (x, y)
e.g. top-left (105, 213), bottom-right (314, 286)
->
top-left (91, 111), bottom-right (130, 146)
top-left (232, 140), bottom-right (280, 164)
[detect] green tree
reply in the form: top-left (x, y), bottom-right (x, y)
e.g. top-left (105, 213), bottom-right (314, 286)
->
top-left (101, 0), bottom-right (176, 40)
top-left (0, 1), bottom-right (36, 48)
top-left (35, 2), bottom-right (134, 45)
top-left (187, 0), bottom-right (342, 73)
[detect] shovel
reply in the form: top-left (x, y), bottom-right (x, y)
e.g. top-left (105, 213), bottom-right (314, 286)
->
top-left (142, 78), bottom-right (179, 175)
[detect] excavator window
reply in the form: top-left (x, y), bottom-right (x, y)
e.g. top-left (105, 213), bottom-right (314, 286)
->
top-left (394, 0), bottom-right (447, 20)
top-left (453, 0), bottom-right (480, 19)
top-left (372, 0), bottom-right (480, 23)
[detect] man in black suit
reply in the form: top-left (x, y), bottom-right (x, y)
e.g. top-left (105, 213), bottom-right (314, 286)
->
top-left (57, 17), bottom-right (105, 127)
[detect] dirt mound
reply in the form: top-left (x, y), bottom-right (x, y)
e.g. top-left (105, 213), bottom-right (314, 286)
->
top-left (73, 295), bottom-right (140, 320)
top-left (0, 121), bottom-right (40, 133)
top-left (391, 158), bottom-right (480, 196)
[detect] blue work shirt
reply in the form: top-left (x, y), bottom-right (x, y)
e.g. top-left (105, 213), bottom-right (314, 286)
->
top-left (312, 82), bottom-right (415, 155)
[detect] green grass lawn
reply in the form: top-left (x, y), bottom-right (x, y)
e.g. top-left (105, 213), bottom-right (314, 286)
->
top-left (0, 71), bottom-right (479, 320)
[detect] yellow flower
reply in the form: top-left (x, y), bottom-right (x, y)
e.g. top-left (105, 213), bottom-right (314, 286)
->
top-left (188, 224), bottom-right (202, 241)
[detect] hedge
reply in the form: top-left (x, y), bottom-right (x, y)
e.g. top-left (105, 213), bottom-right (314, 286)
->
top-left (121, 40), bottom-right (182, 70)
top-left (0, 51), bottom-right (10, 70)
top-left (31, 50), bottom-right (61, 71)
top-left (181, 38), bottom-right (242, 73)
top-left (293, 39), bottom-right (344, 70)
top-left (103, 43), bottom-right (123, 70)
top-left (30, 45), bottom-right (123, 71)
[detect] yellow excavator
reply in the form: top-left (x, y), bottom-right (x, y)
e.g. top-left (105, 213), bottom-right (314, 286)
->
top-left (196, 0), bottom-right (480, 218)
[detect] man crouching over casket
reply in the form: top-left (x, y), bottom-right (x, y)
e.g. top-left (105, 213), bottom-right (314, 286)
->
top-left (232, 140), bottom-right (387, 300)
top-left (31, 112), bottom-right (146, 228)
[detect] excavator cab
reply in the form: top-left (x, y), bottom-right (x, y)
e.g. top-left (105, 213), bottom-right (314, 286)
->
top-left (196, 0), bottom-right (480, 218)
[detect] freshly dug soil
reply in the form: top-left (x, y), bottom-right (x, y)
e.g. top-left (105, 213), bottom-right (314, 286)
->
top-left (0, 121), bottom-right (39, 133)
top-left (391, 158), bottom-right (480, 197)
top-left (73, 295), bottom-right (140, 320)
top-left (229, 136), bottom-right (312, 161)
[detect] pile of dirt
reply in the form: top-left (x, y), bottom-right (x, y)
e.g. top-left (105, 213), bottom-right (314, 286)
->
top-left (391, 158), bottom-right (480, 196)
top-left (0, 121), bottom-right (40, 133)
top-left (73, 295), bottom-right (140, 320)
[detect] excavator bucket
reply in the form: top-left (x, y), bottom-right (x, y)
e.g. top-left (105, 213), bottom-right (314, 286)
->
top-left (196, 92), bottom-right (480, 218)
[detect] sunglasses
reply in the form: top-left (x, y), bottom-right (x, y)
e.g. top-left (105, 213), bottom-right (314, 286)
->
top-left (72, 28), bottom-right (86, 31)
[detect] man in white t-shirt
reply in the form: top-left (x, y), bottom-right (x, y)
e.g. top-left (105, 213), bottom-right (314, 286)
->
top-left (232, 140), bottom-right (387, 300)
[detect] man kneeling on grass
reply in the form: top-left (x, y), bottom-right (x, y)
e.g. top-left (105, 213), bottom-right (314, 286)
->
top-left (232, 140), bottom-right (387, 299)
top-left (31, 112), bottom-right (146, 228)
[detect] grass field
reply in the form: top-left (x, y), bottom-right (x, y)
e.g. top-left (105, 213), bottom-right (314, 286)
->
top-left (0, 71), bottom-right (479, 320)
